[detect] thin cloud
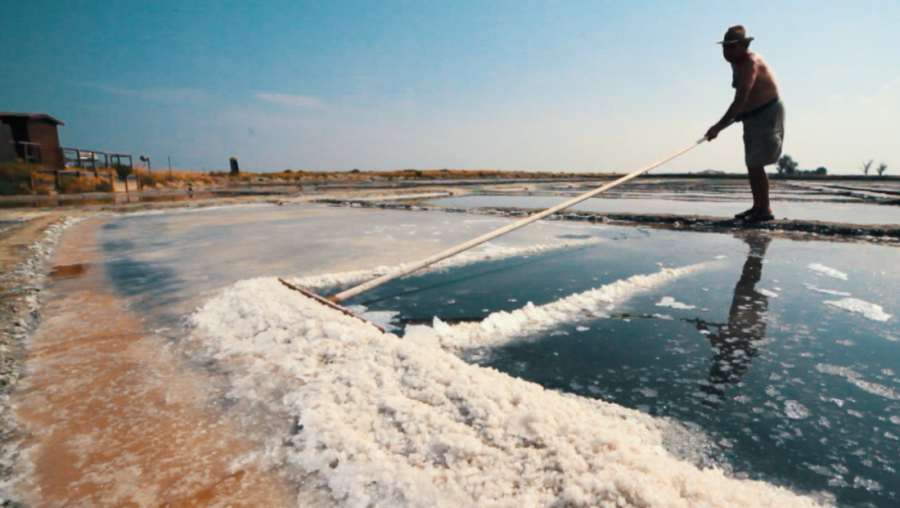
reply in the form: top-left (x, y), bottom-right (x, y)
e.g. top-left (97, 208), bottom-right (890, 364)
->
top-left (257, 93), bottom-right (330, 110)
top-left (77, 82), bottom-right (210, 104)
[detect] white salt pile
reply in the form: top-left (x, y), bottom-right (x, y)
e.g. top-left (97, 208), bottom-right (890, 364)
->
top-left (406, 264), bottom-right (708, 351)
top-left (189, 275), bottom-right (827, 508)
top-left (807, 263), bottom-right (848, 281)
top-left (823, 297), bottom-right (892, 322)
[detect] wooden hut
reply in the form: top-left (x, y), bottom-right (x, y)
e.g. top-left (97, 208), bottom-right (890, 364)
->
top-left (0, 113), bottom-right (65, 169)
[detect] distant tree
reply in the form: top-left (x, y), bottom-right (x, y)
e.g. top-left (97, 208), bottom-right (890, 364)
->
top-left (876, 162), bottom-right (888, 176)
top-left (284, 169), bottom-right (292, 173)
top-left (776, 155), bottom-right (798, 175)
top-left (350, 168), bottom-right (360, 173)
top-left (815, 167), bottom-right (827, 175)
top-left (414, 170), bottom-right (423, 177)
top-left (861, 159), bottom-right (874, 176)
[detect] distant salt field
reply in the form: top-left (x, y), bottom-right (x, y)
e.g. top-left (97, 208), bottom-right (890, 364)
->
top-left (429, 194), bottom-right (900, 226)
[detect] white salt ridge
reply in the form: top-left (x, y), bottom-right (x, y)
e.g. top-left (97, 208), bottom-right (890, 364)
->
top-left (409, 264), bottom-right (710, 351)
top-left (758, 288), bottom-right (779, 298)
top-left (288, 238), bottom-right (601, 290)
top-left (823, 297), bottom-right (891, 322)
top-left (802, 284), bottom-right (851, 297)
top-left (815, 364), bottom-right (900, 400)
top-left (189, 277), bottom-right (827, 508)
top-left (807, 263), bottom-right (848, 280)
top-left (655, 296), bottom-right (697, 310)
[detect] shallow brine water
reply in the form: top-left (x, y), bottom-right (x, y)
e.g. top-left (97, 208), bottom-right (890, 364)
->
top-left (92, 204), bottom-right (899, 507)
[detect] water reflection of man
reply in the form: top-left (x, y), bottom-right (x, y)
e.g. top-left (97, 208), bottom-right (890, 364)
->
top-left (692, 235), bottom-right (771, 407)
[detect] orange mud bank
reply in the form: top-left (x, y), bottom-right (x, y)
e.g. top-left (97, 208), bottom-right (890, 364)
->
top-left (9, 219), bottom-right (299, 507)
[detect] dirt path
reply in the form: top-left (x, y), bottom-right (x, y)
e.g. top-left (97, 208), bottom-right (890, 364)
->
top-left (8, 219), bottom-right (300, 507)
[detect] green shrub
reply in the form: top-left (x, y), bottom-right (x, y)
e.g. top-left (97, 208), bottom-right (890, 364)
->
top-left (95, 179), bottom-right (113, 192)
top-left (114, 163), bottom-right (132, 179)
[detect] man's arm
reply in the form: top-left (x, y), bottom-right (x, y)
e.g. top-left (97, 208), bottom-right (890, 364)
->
top-left (706, 59), bottom-right (758, 140)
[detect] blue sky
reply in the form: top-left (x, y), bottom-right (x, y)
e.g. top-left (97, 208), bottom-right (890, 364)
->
top-left (2, 1), bottom-right (898, 174)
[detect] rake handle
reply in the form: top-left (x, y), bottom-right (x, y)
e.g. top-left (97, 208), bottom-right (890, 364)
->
top-left (329, 136), bottom-right (709, 303)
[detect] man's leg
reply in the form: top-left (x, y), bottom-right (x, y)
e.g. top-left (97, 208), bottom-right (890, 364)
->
top-left (735, 166), bottom-right (760, 219)
top-left (747, 167), bottom-right (772, 214)
top-left (746, 169), bottom-right (761, 211)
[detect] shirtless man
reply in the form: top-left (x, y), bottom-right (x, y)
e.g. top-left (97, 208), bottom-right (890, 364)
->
top-left (705, 26), bottom-right (784, 222)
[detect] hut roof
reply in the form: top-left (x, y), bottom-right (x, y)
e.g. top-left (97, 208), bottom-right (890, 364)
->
top-left (0, 113), bottom-right (65, 126)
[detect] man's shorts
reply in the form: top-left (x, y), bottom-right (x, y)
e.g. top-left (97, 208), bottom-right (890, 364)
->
top-left (740, 98), bottom-right (785, 168)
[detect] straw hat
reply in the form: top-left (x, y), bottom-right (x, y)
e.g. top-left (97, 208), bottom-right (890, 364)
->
top-left (716, 25), bottom-right (754, 45)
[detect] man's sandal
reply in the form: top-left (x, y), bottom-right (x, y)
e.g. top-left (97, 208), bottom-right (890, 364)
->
top-left (734, 208), bottom-right (757, 219)
top-left (743, 211), bottom-right (775, 223)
